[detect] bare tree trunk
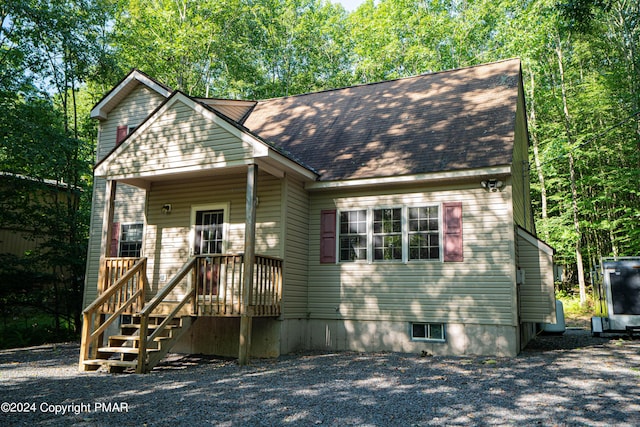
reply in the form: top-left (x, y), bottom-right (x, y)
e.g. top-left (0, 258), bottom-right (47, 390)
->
top-left (528, 69), bottom-right (548, 239)
top-left (568, 152), bottom-right (587, 303)
top-left (556, 40), bottom-right (587, 304)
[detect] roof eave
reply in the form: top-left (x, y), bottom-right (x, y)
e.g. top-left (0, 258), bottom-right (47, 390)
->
top-left (305, 165), bottom-right (512, 191)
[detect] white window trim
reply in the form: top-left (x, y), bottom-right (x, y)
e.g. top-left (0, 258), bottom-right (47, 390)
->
top-left (119, 222), bottom-right (144, 257)
top-left (409, 322), bottom-right (446, 343)
top-left (337, 204), bottom-right (443, 264)
top-left (406, 205), bottom-right (443, 263)
top-left (189, 203), bottom-right (230, 256)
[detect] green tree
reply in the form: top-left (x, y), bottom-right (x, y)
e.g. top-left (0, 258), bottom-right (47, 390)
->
top-left (0, 0), bottom-right (109, 340)
top-left (246, 0), bottom-right (355, 97)
top-left (110, 0), bottom-right (354, 98)
top-left (109, 0), bottom-right (246, 96)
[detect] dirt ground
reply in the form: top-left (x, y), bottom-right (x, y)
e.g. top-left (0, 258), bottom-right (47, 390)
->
top-left (565, 313), bottom-right (591, 329)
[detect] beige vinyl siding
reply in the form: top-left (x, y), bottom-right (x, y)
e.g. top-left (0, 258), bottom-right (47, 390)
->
top-left (103, 101), bottom-right (255, 178)
top-left (83, 180), bottom-right (147, 306)
top-left (511, 80), bottom-right (532, 232)
top-left (96, 85), bottom-right (167, 161)
top-left (282, 176), bottom-right (310, 318)
top-left (83, 84), bottom-right (166, 307)
top-left (517, 228), bottom-right (556, 323)
top-left (144, 172), bottom-right (282, 298)
top-left (308, 182), bottom-right (517, 326)
top-left (83, 181), bottom-right (104, 306)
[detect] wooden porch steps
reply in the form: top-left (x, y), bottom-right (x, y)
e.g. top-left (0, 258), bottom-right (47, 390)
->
top-left (82, 359), bottom-right (138, 372)
top-left (81, 314), bottom-right (196, 374)
top-left (96, 346), bottom-right (161, 355)
top-left (107, 334), bottom-right (169, 343)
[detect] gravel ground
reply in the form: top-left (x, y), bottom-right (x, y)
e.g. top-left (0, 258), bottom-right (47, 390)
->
top-left (1, 329), bottom-right (639, 426)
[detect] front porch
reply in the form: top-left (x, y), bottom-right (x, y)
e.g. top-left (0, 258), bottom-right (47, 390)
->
top-left (98, 254), bottom-right (283, 317)
top-left (79, 254), bottom-right (282, 373)
top-left (85, 84), bottom-right (318, 372)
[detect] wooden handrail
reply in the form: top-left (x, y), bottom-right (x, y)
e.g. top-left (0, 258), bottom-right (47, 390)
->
top-left (89, 288), bottom-right (143, 340)
top-left (82, 260), bottom-right (146, 315)
top-left (80, 254), bottom-right (282, 373)
top-left (137, 257), bottom-right (197, 373)
top-left (79, 257), bottom-right (147, 370)
top-left (147, 287), bottom-right (195, 343)
top-left (139, 257), bottom-right (196, 317)
top-left (98, 257), bottom-right (140, 297)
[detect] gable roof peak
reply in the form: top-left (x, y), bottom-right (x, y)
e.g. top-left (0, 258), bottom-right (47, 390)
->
top-left (90, 69), bottom-right (173, 120)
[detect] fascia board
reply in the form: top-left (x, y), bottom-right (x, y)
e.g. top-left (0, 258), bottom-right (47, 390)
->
top-left (517, 226), bottom-right (555, 256)
top-left (305, 166), bottom-right (513, 191)
top-left (90, 71), bottom-right (172, 120)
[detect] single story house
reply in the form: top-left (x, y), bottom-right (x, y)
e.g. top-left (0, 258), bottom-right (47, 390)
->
top-left (80, 58), bottom-right (556, 373)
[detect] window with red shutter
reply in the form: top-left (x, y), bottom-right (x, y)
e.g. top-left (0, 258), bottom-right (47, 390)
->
top-left (331, 203), bottom-right (462, 263)
top-left (116, 125), bottom-right (128, 145)
top-left (443, 202), bottom-right (463, 262)
top-left (320, 210), bottom-right (337, 264)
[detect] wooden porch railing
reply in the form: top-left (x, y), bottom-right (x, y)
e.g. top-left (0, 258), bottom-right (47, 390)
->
top-left (137, 257), bottom-right (197, 373)
top-left (195, 254), bottom-right (282, 317)
top-left (252, 255), bottom-right (283, 316)
top-left (79, 254), bottom-right (282, 372)
top-left (79, 257), bottom-right (147, 369)
top-left (99, 257), bottom-right (140, 295)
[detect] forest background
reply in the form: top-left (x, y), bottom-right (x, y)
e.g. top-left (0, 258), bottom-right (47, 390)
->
top-left (0, 0), bottom-right (638, 347)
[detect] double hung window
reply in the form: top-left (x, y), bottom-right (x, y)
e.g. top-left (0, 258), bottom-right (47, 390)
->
top-left (338, 205), bottom-right (442, 263)
top-left (119, 223), bottom-right (143, 257)
top-left (373, 208), bottom-right (402, 261)
top-left (408, 207), bottom-right (440, 260)
top-left (339, 210), bottom-right (367, 261)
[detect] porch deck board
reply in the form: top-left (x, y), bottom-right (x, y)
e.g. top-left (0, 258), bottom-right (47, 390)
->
top-left (195, 304), bottom-right (280, 317)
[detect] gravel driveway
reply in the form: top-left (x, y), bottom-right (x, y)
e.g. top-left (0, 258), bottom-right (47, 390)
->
top-left (1, 329), bottom-right (639, 426)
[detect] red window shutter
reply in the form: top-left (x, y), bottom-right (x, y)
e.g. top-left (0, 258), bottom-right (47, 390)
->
top-left (443, 202), bottom-right (463, 262)
top-left (116, 125), bottom-right (128, 145)
top-left (110, 222), bottom-right (120, 257)
top-left (320, 210), bottom-right (337, 264)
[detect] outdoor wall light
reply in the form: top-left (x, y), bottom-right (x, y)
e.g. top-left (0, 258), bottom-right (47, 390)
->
top-left (161, 203), bottom-right (172, 214)
top-left (481, 179), bottom-right (505, 192)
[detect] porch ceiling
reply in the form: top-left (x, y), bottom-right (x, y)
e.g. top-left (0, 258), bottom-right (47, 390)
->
top-left (111, 164), bottom-right (248, 188)
top-left (108, 157), bottom-right (297, 189)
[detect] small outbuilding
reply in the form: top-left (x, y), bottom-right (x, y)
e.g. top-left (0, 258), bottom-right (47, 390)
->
top-left (593, 257), bottom-right (640, 335)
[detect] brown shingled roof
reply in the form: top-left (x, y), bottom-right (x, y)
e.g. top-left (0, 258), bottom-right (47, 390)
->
top-left (243, 59), bottom-right (522, 181)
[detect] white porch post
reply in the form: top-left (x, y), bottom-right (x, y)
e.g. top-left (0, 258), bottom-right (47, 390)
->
top-left (239, 164), bottom-right (257, 365)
